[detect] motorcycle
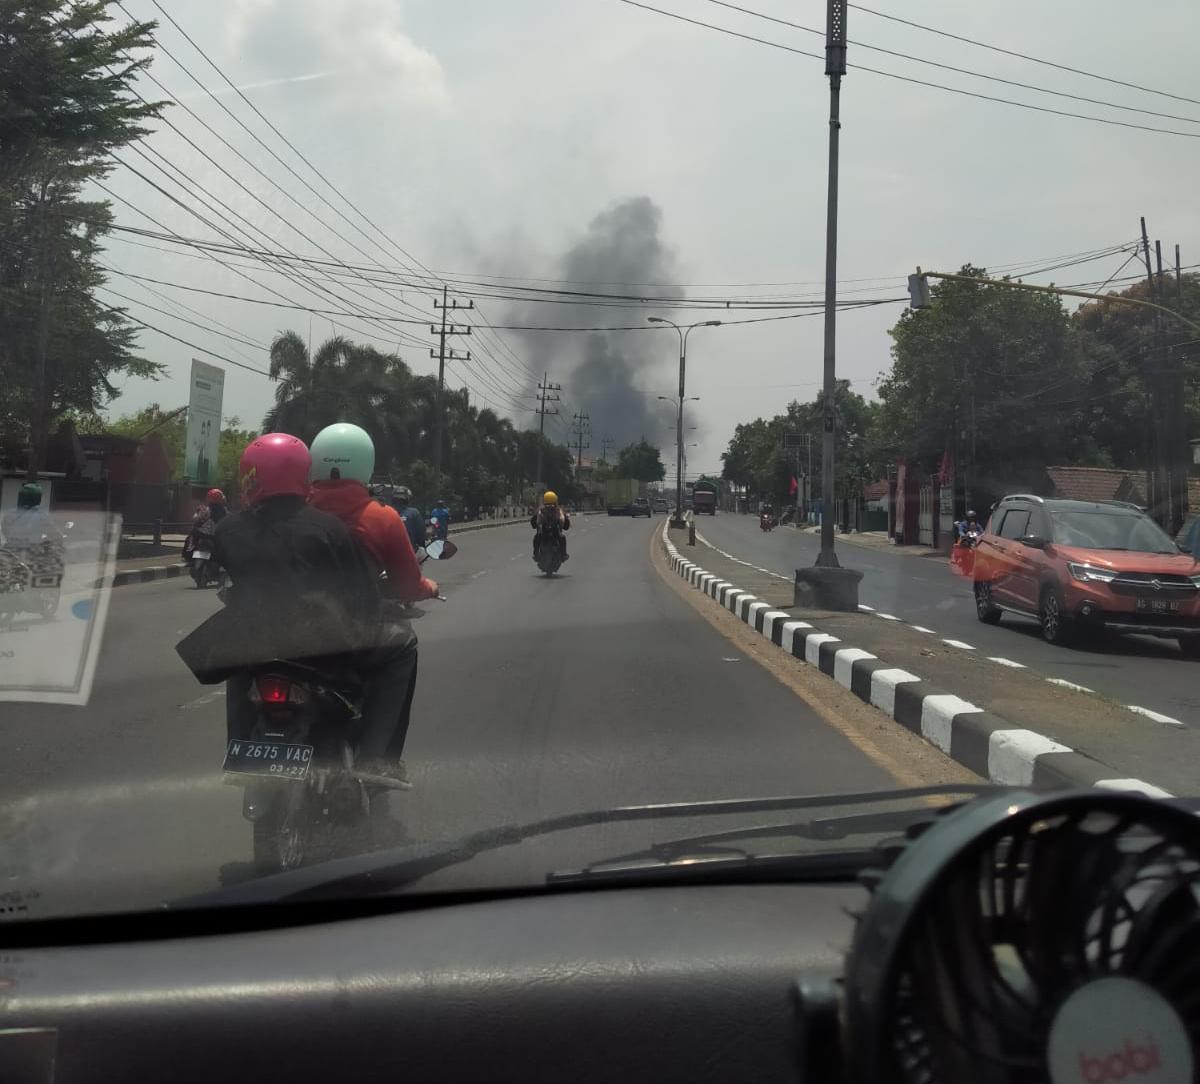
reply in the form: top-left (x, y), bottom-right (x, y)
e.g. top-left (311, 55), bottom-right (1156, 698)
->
top-left (218, 538), bottom-right (455, 875)
top-left (0, 540), bottom-right (63, 623)
top-left (184, 527), bottom-right (224, 589)
top-left (428, 513), bottom-right (449, 543)
top-left (949, 526), bottom-right (983, 578)
top-left (759, 512), bottom-right (775, 532)
top-left (535, 524), bottom-right (565, 576)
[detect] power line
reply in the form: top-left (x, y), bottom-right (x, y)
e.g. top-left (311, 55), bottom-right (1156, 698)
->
top-left (612, 0), bottom-right (1200, 139)
top-left (699, 0), bottom-right (1200, 126)
top-left (848, 2), bottom-right (1200, 109)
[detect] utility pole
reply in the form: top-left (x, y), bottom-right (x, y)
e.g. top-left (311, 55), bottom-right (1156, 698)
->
top-left (1140, 218), bottom-right (1168, 527)
top-left (571, 411), bottom-right (591, 470)
top-left (795, 0), bottom-right (861, 610)
top-left (600, 436), bottom-right (614, 464)
top-left (1170, 243), bottom-right (1189, 533)
top-left (534, 372), bottom-right (561, 490)
top-left (430, 284), bottom-right (473, 489)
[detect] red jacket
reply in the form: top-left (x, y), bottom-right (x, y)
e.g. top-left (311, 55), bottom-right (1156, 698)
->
top-left (308, 479), bottom-right (438, 603)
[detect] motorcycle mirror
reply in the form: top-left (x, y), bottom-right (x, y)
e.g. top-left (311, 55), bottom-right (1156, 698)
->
top-left (424, 539), bottom-right (457, 560)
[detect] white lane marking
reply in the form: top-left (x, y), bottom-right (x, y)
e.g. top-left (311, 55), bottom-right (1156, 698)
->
top-left (942, 639), bottom-right (976, 650)
top-left (909, 625), bottom-right (936, 634)
top-left (1095, 779), bottom-right (1174, 798)
top-left (988, 729), bottom-right (1072, 786)
top-left (987, 657), bottom-right (1026, 669)
top-left (805, 632), bottom-right (839, 666)
top-left (833, 647), bottom-right (876, 689)
top-left (870, 668), bottom-right (921, 715)
top-left (180, 689), bottom-right (225, 711)
top-left (875, 612), bottom-right (901, 621)
top-left (1046, 677), bottom-right (1093, 694)
top-left (780, 620), bottom-right (812, 655)
top-left (920, 694), bottom-right (982, 753)
top-left (1126, 705), bottom-right (1184, 727)
top-left (858, 603), bottom-right (875, 612)
top-left (470, 569), bottom-right (489, 579)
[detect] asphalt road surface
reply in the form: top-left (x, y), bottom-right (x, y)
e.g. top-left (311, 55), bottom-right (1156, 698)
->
top-left (698, 514), bottom-right (1200, 726)
top-left (0, 514), bottom-right (968, 921)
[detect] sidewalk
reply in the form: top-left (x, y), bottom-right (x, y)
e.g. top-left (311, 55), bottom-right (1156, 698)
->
top-left (666, 523), bottom-right (1182, 795)
top-left (794, 525), bottom-right (948, 562)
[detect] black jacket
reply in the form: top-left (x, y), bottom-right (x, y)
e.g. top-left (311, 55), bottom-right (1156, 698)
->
top-left (177, 496), bottom-right (385, 683)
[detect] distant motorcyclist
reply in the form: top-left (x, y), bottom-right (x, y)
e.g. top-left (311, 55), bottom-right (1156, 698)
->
top-left (183, 434), bottom-right (403, 779)
top-left (308, 423), bottom-right (437, 780)
top-left (391, 485), bottom-right (427, 551)
top-left (429, 498), bottom-right (450, 541)
top-left (531, 490), bottom-right (570, 563)
top-left (956, 510), bottom-right (983, 544)
top-left (1, 483), bottom-right (62, 551)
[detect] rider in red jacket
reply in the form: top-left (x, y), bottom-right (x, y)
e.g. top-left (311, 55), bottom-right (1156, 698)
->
top-left (310, 478), bottom-right (438, 603)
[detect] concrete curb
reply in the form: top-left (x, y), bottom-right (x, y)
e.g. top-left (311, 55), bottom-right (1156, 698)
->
top-left (661, 524), bottom-right (1172, 797)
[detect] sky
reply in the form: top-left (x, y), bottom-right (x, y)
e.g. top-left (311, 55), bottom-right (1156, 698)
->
top-left (99, 0), bottom-right (1200, 480)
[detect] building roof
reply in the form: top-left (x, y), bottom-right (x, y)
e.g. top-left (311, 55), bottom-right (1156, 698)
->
top-left (1044, 465), bottom-right (1148, 504)
top-left (863, 480), bottom-right (889, 500)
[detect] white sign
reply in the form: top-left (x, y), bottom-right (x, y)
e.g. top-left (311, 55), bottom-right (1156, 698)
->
top-left (184, 359), bottom-right (224, 484)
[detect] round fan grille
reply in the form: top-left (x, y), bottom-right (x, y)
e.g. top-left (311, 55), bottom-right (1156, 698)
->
top-left (843, 790), bottom-right (1200, 1084)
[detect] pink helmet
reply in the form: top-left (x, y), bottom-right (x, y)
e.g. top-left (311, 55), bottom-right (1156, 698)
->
top-left (206, 488), bottom-right (226, 505)
top-left (239, 434), bottom-right (311, 506)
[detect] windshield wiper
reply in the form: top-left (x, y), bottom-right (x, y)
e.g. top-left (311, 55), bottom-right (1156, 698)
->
top-left (174, 784), bottom-right (991, 909)
top-left (547, 804), bottom-right (941, 884)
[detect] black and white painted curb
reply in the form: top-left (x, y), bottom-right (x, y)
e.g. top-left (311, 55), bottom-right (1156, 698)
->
top-left (662, 525), bottom-right (1171, 797)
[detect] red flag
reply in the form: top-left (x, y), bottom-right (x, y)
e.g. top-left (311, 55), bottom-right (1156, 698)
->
top-left (788, 475), bottom-right (798, 496)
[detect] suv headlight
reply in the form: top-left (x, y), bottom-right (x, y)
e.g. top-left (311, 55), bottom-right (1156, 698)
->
top-left (1068, 562), bottom-right (1117, 584)
top-left (1191, 573), bottom-right (1200, 588)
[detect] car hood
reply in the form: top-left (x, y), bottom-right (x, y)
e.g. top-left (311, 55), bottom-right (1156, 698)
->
top-left (1052, 544), bottom-right (1200, 574)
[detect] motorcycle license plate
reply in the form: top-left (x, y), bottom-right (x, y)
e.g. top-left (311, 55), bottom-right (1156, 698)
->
top-left (193, 550), bottom-right (212, 561)
top-left (223, 739), bottom-right (313, 779)
top-left (1135, 597), bottom-right (1179, 614)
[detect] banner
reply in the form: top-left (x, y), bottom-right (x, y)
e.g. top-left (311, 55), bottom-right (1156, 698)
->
top-left (183, 359), bottom-right (224, 484)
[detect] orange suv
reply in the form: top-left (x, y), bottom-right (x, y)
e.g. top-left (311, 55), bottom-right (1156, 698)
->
top-left (972, 495), bottom-right (1200, 658)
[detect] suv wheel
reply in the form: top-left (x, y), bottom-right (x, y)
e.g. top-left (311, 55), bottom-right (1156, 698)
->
top-left (974, 581), bottom-right (1001, 624)
top-left (1178, 637), bottom-right (1200, 661)
top-left (1039, 586), bottom-right (1071, 645)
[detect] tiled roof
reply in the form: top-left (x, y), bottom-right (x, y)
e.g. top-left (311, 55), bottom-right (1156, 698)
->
top-left (1044, 465), bottom-right (1148, 503)
top-left (863, 480), bottom-right (890, 499)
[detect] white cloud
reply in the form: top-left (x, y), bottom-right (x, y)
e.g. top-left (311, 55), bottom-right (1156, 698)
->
top-left (225, 0), bottom-right (449, 111)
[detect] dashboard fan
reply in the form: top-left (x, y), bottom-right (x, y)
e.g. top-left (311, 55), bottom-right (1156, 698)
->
top-left (841, 790), bottom-right (1200, 1084)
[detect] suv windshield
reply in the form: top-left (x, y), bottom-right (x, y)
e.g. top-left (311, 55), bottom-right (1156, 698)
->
top-left (1049, 509), bottom-right (1179, 553)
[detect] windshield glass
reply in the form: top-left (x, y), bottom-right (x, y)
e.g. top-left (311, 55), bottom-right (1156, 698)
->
top-left (1049, 510), bottom-right (1179, 553)
top-left (1, 0), bottom-right (1194, 924)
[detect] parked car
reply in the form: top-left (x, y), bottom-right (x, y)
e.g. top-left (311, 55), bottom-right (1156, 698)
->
top-left (631, 497), bottom-right (652, 518)
top-left (652, 498), bottom-right (670, 514)
top-left (972, 495), bottom-right (1200, 656)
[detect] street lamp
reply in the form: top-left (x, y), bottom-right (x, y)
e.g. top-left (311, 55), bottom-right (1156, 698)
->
top-left (649, 317), bottom-right (721, 526)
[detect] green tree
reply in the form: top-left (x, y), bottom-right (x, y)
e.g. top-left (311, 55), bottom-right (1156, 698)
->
top-left (876, 265), bottom-right (1083, 498)
top-left (102, 403), bottom-right (186, 475)
top-left (1, 1), bottom-right (165, 475)
top-left (216, 417), bottom-right (258, 502)
top-left (615, 439), bottom-right (666, 483)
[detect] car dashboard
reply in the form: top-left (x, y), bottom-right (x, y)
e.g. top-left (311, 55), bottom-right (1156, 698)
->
top-left (2, 788), bottom-right (1198, 1084)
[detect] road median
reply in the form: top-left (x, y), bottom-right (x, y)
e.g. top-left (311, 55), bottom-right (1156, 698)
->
top-left (662, 523), bottom-right (1179, 796)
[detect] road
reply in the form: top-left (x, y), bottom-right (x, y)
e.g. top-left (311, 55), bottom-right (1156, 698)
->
top-left (697, 514), bottom-right (1200, 726)
top-left (0, 514), bottom-right (970, 921)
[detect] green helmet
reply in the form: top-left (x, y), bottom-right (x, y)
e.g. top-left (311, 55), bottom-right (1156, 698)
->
top-left (309, 422), bottom-right (375, 485)
top-left (17, 482), bottom-right (43, 509)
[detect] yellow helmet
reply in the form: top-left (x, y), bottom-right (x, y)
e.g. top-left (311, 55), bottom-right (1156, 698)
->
top-left (543, 490), bottom-right (558, 505)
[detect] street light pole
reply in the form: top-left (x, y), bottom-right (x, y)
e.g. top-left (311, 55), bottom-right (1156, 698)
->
top-left (817, 0), bottom-right (847, 568)
top-left (649, 317), bottom-right (721, 527)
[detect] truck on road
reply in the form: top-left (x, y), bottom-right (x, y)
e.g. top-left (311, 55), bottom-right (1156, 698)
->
top-left (605, 478), bottom-right (642, 516)
top-left (692, 480), bottom-right (718, 515)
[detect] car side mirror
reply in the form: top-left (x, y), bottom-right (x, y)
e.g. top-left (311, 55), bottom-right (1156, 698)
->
top-left (1020, 534), bottom-right (1048, 550)
top-left (424, 539), bottom-right (457, 561)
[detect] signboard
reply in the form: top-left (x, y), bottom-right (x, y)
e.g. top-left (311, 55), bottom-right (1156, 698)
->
top-left (183, 359), bottom-right (224, 484)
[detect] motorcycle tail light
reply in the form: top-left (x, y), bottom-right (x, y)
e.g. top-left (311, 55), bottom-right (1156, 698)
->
top-left (249, 675), bottom-right (310, 705)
